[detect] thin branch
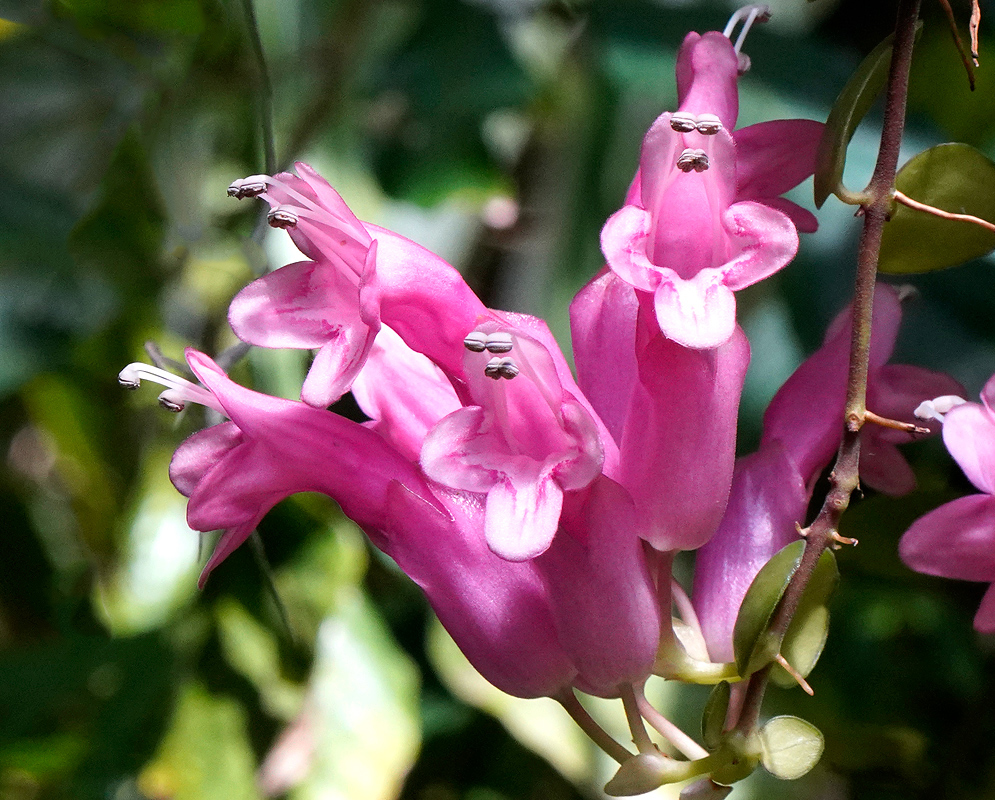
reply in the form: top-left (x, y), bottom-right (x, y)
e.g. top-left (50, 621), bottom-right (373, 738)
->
top-left (734, 0), bottom-right (922, 736)
top-left (937, 0), bottom-right (976, 89)
top-left (864, 408), bottom-right (930, 434)
top-left (893, 189), bottom-right (995, 233)
top-left (240, 0), bottom-right (277, 175)
top-left (620, 684), bottom-right (657, 754)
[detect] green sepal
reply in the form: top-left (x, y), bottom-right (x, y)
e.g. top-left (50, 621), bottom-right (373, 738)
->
top-left (758, 716), bottom-right (825, 780)
top-left (733, 542), bottom-right (838, 678)
top-left (814, 26), bottom-right (921, 208)
top-left (702, 681), bottom-right (732, 751)
top-left (879, 143), bottom-right (995, 273)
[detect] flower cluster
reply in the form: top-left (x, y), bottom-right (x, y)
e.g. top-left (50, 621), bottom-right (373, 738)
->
top-left (121, 8), bottom-right (959, 791)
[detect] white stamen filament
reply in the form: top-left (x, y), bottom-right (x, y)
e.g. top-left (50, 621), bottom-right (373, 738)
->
top-left (722, 5), bottom-right (772, 53)
top-left (118, 363), bottom-right (226, 415)
top-left (914, 395), bottom-right (967, 423)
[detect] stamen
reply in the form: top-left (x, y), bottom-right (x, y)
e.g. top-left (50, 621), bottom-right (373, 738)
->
top-left (676, 148), bottom-right (709, 173)
top-left (483, 357), bottom-right (519, 380)
top-left (463, 331), bottom-right (488, 352)
top-left (118, 363), bottom-right (226, 416)
top-left (267, 207), bottom-right (299, 229)
top-left (914, 395), bottom-right (967, 423)
top-left (227, 176), bottom-right (269, 199)
top-left (484, 332), bottom-right (514, 354)
top-left (722, 4), bottom-right (771, 73)
top-left (694, 113), bottom-right (722, 135)
top-left (669, 112), bottom-right (698, 133)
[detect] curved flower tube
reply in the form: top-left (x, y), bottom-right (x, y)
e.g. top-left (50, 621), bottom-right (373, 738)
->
top-left (693, 284), bottom-right (963, 662)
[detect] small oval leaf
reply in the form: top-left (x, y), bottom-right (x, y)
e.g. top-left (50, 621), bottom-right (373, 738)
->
top-left (814, 33), bottom-right (896, 207)
top-left (702, 681), bottom-right (732, 751)
top-left (759, 716), bottom-right (825, 780)
top-left (733, 544), bottom-right (839, 678)
top-left (770, 605), bottom-right (830, 689)
top-left (879, 143), bottom-right (995, 273)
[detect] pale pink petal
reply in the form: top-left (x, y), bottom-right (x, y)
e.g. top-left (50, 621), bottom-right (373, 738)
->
top-left (229, 260), bottom-right (362, 350)
top-left (981, 372), bottom-right (995, 414)
top-left (900, 493), bottom-right (995, 581)
top-left (757, 197), bottom-right (819, 234)
top-left (420, 407), bottom-right (496, 493)
top-left (943, 403), bottom-right (995, 494)
top-left (600, 206), bottom-right (659, 292)
top-left (485, 470), bottom-right (564, 561)
top-left (653, 271), bottom-right (737, 349)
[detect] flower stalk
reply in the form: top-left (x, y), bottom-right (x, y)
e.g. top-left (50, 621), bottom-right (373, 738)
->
top-left (732, 0), bottom-right (922, 737)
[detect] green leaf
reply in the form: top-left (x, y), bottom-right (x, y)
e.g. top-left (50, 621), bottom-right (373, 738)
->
top-left (733, 542), bottom-right (838, 677)
top-left (814, 33), bottom-right (896, 207)
top-left (702, 682), bottom-right (731, 751)
top-left (879, 143), bottom-right (995, 273)
top-left (758, 716), bottom-right (824, 780)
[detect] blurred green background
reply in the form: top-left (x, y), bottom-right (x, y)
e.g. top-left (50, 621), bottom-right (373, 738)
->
top-left (2, 0), bottom-right (995, 798)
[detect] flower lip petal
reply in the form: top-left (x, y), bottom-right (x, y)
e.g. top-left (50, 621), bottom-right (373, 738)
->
top-left (653, 271), bottom-right (736, 349)
top-left (900, 493), bottom-right (995, 582)
top-left (943, 402), bottom-right (995, 495)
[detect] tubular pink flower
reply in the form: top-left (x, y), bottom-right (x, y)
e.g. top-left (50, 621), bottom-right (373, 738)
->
top-left (228, 163), bottom-right (487, 406)
top-left (161, 349), bottom-right (579, 698)
top-left (901, 373), bottom-right (995, 633)
top-left (421, 315), bottom-right (608, 561)
top-left (693, 284), bottom-right (964, 660)
top-left (599, 31), bottom-right (823, 349)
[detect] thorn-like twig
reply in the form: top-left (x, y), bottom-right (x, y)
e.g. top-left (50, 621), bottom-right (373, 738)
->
top-left (970, 0), bottom-right (981, 67)
top-left (830, 531), bottom-right (859, 548)
top-left (937, 0), bottom-right (977, 89)
top-left (894, 189), bottom-right (995, 233)
top-left (864, 409), bottom-right (930, 435)
top-left (774, 654), bottom-right (814, 696)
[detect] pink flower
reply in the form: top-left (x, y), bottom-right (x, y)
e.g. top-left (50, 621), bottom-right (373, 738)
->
top-left (693, 285), bottom-right (963, 661)
top-left (227, 164), bottom-right (487, 407)
top-left (900, 373), bottom-right (995, 633)
top-left (599, 31), bottom-right (823, 349)
top-left (121, 348), bottom-right (659, 697)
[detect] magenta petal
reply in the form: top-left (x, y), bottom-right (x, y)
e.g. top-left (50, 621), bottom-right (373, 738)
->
top-left (421, 407), bottom-right (495, 493)
top-left (170, 423), bottom-right (243, 497)
top-left (301, 321), bottom-right (379, 408)
top-left (485, 471), bottom-right (563, 561)
top-left (674, 31), bottom-right (740, 129)
top-left (974, 583), bottom-right (995, 633)
top-left (620, 310), bottom-right (750, 551)
top-left (536, 479), bottom-right (659, 697)
top-left (569, 270), bottom-right (639, 447)
top-left (653, 271), bottom-right (736, 349)
top-left (900, 493), bottom-right (995, 581)
top-left (734, 119), bottom-right (824, 200)
top-left (600, 206), bottom-right (659, 292)
top-left (758, 197), bottom-right (819, 234)
top-left (693, 443), bottom-right (809, 663)
top-left (199, 524), bottom-right (255, 588)
top-left (858, 437), bottom-right (916, 496)
top-left (943, 403), bottom-right (995, 494)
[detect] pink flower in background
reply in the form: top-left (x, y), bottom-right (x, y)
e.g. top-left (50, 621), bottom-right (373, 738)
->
top-left (693, 285), bottom-right (964, 662)
top-left (901, 373), bottom-right (995, 633)
top-left (600, 31), bottom-right (823, 349)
